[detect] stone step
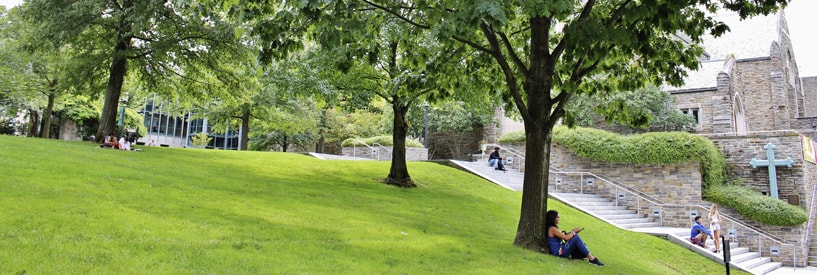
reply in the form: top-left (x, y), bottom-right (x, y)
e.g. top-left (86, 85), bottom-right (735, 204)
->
top-left (748, 261), bottom-right (782, 275)
top-left (591, 209), bottom-right (636, 215)
top-left (571, 201), bottom-right (618, 206)
top-left (598, 213), bottom-right (645, 220)
top-left (739, 256), bottom-right (771, 269)
top-left (619, 222), bottom-right (661, 229)
top-left (731, 251), bottom-right (761, 263)
top-left (579, 205), bottom-right (628, 211)
top-left (551, 192), bottom-right (606, 199)
top-left (607, 217), bottom-right (655, 224)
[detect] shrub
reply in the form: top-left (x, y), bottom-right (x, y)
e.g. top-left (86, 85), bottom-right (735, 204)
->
top-left (706, 185), bottom-right (807, 226)
top-left (498, 130), bottom-right (526, 143)
top-left (551, 126), bottom-right (726, 189)
top-left (342, 136), bottom-right (424, 148)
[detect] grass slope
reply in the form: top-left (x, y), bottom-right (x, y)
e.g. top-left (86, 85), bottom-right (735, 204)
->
top-left (0, 135), bottom-right (740, 274)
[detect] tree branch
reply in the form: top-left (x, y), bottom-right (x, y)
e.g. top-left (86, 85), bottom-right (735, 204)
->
top-left (362, 0), bottom-right (430, 29)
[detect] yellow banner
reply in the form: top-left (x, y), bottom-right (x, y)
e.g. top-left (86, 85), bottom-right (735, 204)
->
top-left (803, 135), bottom-right (817, 164)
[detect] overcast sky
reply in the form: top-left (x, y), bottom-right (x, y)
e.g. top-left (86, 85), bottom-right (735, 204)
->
top-left (0, 0), bottom-right (814, 75)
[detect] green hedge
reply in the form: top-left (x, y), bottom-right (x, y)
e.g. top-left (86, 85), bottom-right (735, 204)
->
top-left (707, 185), bottom-right (807, 226)
top-left (341, 136), bottom-right (424, 148)
top-left (550, 126), bottom-right (726, 189)
top-left (498, 126), bottom-right (806, 226)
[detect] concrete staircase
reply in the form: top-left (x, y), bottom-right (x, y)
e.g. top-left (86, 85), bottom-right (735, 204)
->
top-left (552, 192), bottom-right (781, 274)
top-left (551, 192), bottom-right (660, 229)
top-left (447, 160), bottom-right (785, 274)
top-left (809, 229), bottom-right (817, 266)
top-left (666, 230), bottom-right (782, 275)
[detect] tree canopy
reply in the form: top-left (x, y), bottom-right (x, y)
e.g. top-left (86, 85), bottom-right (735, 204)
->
top-left (311, 0), bottom-right (788, 250)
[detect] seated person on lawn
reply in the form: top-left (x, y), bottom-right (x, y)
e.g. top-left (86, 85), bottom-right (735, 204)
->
top-left (690, 215), bottom-right (713, 248)
top-left (545, 210), bottom-right (604, 267)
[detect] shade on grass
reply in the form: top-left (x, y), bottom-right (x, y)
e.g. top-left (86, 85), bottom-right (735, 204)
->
top-left (0, 135), bottom-right (742, 274)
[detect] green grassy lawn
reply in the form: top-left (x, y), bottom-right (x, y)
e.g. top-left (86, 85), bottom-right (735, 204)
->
top-left (0, 135), bottom-right (741, 274)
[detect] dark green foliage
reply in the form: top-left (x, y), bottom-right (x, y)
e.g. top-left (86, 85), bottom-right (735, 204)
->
top-left (707, 185), bottom-right (807, 226)
top-left (563, 86), bottom-right (697, 131)
top-left (551, 126), bottom-right (726, 189)
top-left (0, 118), bottom-right (14, 135)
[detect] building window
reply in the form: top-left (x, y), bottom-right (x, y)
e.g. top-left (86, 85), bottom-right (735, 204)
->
top-left (681, 108), bottom-right (700, 124)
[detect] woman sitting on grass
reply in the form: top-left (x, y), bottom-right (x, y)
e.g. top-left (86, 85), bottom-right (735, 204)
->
top-left (545, 210), bottom-right (604, 267)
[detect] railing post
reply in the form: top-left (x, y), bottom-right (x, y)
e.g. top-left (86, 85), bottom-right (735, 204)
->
top-left (580, 174), bottom-right (584, 195)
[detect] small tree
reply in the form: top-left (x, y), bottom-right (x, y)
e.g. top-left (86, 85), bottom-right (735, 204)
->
top-left (190, 132), bottom-right (212, 149)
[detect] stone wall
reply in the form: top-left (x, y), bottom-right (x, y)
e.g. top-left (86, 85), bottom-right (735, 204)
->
top-left (342, 146), bottom-right (428, 161)
top-left (736, 58), bottom-right (779, 131)
top-left (803, 77), bottom-right (817, 118)
top-left (707, 132), bottom-right (806, 203)
top-left (672, 89), bottom-right (716, 134)
top-left (428, 129), bottom-right (483, 160)
top-left (704, 131), bottom-right (815, 266)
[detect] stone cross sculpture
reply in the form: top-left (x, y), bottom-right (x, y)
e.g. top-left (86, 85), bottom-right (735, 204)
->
top-left (749, 143), bottom-right (794, 199)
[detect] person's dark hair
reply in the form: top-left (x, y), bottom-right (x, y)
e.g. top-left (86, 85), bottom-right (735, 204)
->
top-left (495, 147), bottom-right (500, 150)
top-left (546, 210), bottom-right (559, 229)
top-left (695, 215), bottom-right (702, 222)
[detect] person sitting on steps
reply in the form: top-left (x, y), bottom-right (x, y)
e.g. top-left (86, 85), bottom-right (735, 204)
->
top-left (545, 210), bottom-right (605, 267)
top-left (488, 147), bottom-right (507, 171)
top-left (690, 215), bottom-right (713, 248)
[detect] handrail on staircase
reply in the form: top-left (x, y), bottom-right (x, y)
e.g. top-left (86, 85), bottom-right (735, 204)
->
top-left (549, 170), bottom-right (667, 206)
top-left (350, 138), bottom-right (393, 160)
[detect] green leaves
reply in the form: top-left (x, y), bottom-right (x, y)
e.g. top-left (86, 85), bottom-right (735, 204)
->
top-left (549, 126), bottom-right (727, 189)
top-left (707, 185), bottom-right (807, 226)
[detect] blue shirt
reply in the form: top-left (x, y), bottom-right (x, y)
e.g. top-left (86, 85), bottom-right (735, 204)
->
top-left (690, 222), bottom-right (712, 239)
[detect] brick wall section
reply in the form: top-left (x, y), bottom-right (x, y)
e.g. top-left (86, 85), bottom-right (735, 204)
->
top-left (708, 132), bottom-right (805, 202)
top-left (802, 77), bottom-right (817, 117)
top-left (738, 58), bottom-right (778, 131)
top-left (672, 89), bottom-right (715, 133)
top-left (428, 129), bottom-right (483, 160)
top-left (705, 131), bottom-right (815, 266)
top-left (548, 143), bottom-right (703, 205)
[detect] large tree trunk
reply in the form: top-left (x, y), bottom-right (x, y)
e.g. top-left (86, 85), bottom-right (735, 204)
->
top-left (96, 53), bottom-right (128, 141)
top-left (95, 7), bottom-right (132, 143)
top-left (512, 124), bottom-right (551, 251)
top-left (511, 16), bottom-right (559, 251)
top-left (40, 87), bottom-right (56, 139)
top-left (240, 109), bottom-right (250, 150)
top-left (386, 97), bottom-right (415, 188)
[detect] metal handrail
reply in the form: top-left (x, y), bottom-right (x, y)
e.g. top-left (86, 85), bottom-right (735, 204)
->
top-left (689, 204), bottom-right (798, 267)
top-left (550, 170), bottom-right (667, 206)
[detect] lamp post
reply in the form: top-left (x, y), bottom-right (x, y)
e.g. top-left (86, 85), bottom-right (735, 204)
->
top-left (423, 103), bottom-right (429, 148)
top-left (118, 92), bottom-right (129, 138)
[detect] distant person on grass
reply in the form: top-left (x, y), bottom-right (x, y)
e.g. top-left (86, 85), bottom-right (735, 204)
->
top-left (545, 210), bottom-right (605, 267)
top-left (119, 136), bottom-right (130, 151)
top-left (488, 147), bottom-right (507, 171)
top-left (102, 132), bottom-right (119, 149)
top-left (690, 215), bottom-right (713, 249)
